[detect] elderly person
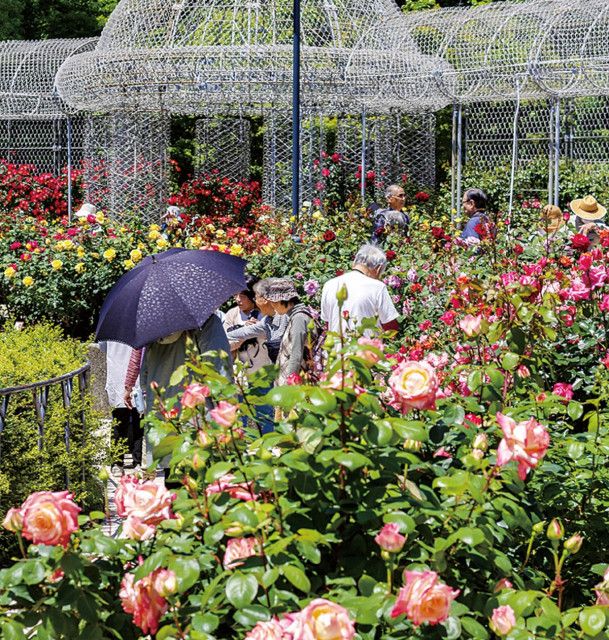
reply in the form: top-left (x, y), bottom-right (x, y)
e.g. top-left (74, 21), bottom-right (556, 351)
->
top-left (569, 196), bottom-right (609, 247)
top-left (460, 188), bottom-right (491, 241)
top-left (321, 243), bottom-right (399, 335)
top-left (370, 184), bottom-right (409, 246)
top-left (266, 278), bottom-right (317, 386)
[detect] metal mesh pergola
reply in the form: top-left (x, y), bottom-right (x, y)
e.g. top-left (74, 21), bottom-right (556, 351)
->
top-left (54, 0), bottom-right (447, 213)
top-left (0, 38), bottom-right (97, 176)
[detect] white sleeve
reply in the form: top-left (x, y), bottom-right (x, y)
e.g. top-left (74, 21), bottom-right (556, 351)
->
top-left (320, 283), bottom-right (330, 322)
top-left (377, 285), bottom-right (399, 324)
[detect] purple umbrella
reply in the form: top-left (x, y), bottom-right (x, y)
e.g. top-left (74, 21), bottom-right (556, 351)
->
top-left (96, 248), bottom-right (247, 348)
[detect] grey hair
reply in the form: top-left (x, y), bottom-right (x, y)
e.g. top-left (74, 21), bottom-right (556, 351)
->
top-left (253, 277), bottom-right (279, 299)
top-left (353, 244), bottom-right (388, 272)
top-left (385, 184), bottom-right (402, 199)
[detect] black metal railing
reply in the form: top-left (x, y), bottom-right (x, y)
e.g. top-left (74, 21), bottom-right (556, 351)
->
top-left (0, 363), bottom-right (91, 488)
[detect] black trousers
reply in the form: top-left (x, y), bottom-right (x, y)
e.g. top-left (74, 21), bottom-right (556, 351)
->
top-left (112, 408), bottom-right (143, 466)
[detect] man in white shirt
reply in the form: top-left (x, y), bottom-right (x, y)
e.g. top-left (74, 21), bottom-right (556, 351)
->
top-left (321, 244), bottom-right (400, 335)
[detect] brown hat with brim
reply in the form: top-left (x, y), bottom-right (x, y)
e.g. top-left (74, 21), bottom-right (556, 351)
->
top-left (570, 195), bottom-right (607, 221)
top-left (540, 204), bottom-right (565, 233)
top-left (266, 278), bottom-right (299, 302)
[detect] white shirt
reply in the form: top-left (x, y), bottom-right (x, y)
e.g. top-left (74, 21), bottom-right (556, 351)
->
top-left (102, 341), bottom-right (141, 409)
top-left (321, 270), bottom-right (399, 334)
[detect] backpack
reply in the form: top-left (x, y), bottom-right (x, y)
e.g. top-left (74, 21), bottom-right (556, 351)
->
top-left (292, 307), bottom-right (326, 382)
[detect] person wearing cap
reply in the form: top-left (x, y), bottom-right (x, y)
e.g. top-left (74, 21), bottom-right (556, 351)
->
top-left (321, 244), bottom-right (399, 335)
top-left (265, 278), bottom-right (316, 386)
top-left (569, 195), bottom-right (608, 246)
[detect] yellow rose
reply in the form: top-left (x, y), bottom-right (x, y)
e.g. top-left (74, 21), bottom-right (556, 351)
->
top-left (130, 249), bottom-right (142, 262)
top-left (312, 211), bottom-right (322, 220)
top-left (190, 236), bottom-right (203, 248)
top-left (75, 263), bottom-right (85, 273)
top-left (124, 259), bottom-right (135, 269)
top-left (51, 259), bottom-right (63, 271)
top-left (206, 224), bottom-right (215, 232)
top-left (216, 243), bottom-right (227, 252)
top-left (260, 245), bottom-right (272, 255)
top-left (76, 246), bottom-right (85, 258)
top-left (156, 237), bottom-right (169, 249)
top-left (96, 212), bottom-right (105, 223)
top-left (229, 243), bottom-right (244, 256)
top-left (4, 266), bottom-right (16, 279)
top-left (148, 230), bottom-right (161, 241)
top-left (289, 215), bottom-right (296, 222)
top-left (22, 276), bottom-right (34, 287)
top-left (103, 248), bottom-right (117, 261)
top-left (215, 229), bottom-right (226, 238)
top-left (149, 224), bottom-right (160, 232)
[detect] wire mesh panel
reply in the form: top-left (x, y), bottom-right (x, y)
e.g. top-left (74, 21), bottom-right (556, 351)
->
top-left (564, 96), bottom-right (609, 163)
top-left (300, 113), bottom-right (326, 205)
top-left (0, 116), bottom-right (89, 174)
top-left (84, 112), bottom-right (169, 222)
top-left (262, 109), bottom-right (292, 212)
top-left (195, 115), bottom-right (252, 181)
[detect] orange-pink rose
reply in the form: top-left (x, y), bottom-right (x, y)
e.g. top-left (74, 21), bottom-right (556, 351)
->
top-left (458, 314), bottom-right (483, 337)
top-left (490, 605), bottom-right (516, 635)
top-left (115, 475), bottom-right (176, 525)
top-left (205, 474), bottom-right (258, 501)
top-left (356, 337), bottom-right (384, 364)
top-left (390, 570), bottom-right (459, 626)
top-left (388, 360), bottom-right (438, 413)
top-left (223, 537), bottom-right (261, 570)
top-left (120, 567), bottom-right (175, 636)
top-left (122, 515), bottom-right (156, 541)
top-left (595, 567), bottom-right (609, 605)
top-left (181, 382), bottom-right (210, 408)
top-left (496, 413), bottom-right (550, 480)
top-left (209, 400), bottom-right (238, 427)
top-left (244, 619), bottom-right (286, 640)
top-left (2, 507), bottom-right (23, 533)
top-left (19, 491), bottom-right (80, 548)
top-left (374, 523), bottom-right (406, 553)
top-left (283, 598), bottom-right (356, 640)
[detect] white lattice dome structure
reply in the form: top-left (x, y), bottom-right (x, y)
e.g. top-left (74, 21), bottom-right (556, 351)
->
top-left (55, 0), bottom-right (439, 115)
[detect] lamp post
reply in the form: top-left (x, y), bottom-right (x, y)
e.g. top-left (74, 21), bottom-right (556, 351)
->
top-left (292, 0), bottom-right (301, 222)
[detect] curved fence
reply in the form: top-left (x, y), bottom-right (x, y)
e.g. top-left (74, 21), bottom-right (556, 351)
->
top-left (0, 363), bottom-right (91, 488)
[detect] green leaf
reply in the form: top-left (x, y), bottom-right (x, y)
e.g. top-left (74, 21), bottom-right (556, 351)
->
top-left (461, 616), bottom-right (489, 639)
top-left (579, 607), bottom-right (606, 636)
top-left (205, 461), bottom-right (234, 483)
top-left (169, 556), bottom-right (201, 592)
top-left (226, 572), bottom-right (258, 608)
top-left (306, 388), bottom-right (337, 413)
top-left (283, 565), bottom-right (311, 593)
top-left (501, 352), bottom-right (520, 371)
top-left (443, 404), bottom-right (465, 426)
top-left (447, 527), bottom-right (485, 547)
top-left (233, 605), bottom-right (271, 627)
top-left (334, 451), bottom-right (371, 471)
top-left (21, 560), bottom-right (46, 585)
top-left (567, 441), bottom-right (585, 460)
top-left (76, 594), bottom-right (98, 623)
top-left (442, 616), bottom-right (462, 640)
top-left (88, 511), bottom-right (106, 520)
top-left (1, 620), bottom-right (28, 640)
top-left (384, 512), bottom-right (416, 534)
top-left (265, 386), bottom-right (306, 409)
top-left (567, 401), bottom-right (584, 421)
top-left (366, 421), bottom-right (393, 446)
top-left (157, 625), bottom-right (179, 640)
top-left (191, 613), bottom-right (219, 633)
top-left (153, 434), bottom-right (181, 459)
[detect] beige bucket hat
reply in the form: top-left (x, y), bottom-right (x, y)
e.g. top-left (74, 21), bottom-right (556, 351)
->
top-left (569, 195), bottom-right (607, 221)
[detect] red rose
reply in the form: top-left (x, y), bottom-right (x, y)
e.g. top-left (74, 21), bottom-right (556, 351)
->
top-left (386, 250), bottom-right (396, 260)
top-left (513, 244), bottom-right (524, 255)
top-left (415, 191), bottom-right (430, 202)
top-left (9, 241), bottom-right (21, 250)
top-left (335, 268), bottom-right (345, 276)
top-left (431, 226), bottom-right (444, 239)
top-left (331, 153), bottom-right (341, 163)
top-left (571, 233), bottom-right (591, 251)
top-left (323, 229), bottom-right (336, 242)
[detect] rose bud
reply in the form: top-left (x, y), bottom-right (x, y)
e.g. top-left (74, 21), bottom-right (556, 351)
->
top-left (374, 523), bottom-right (407, 553)
top-left (547, 518), bottom-right (564, 540)
top-left (472, 433), bottom-right (488, 451)
top-left (564, 533), bottom-right (583, 554)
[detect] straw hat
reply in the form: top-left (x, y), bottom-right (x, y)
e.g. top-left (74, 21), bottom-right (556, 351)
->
top-left (569, 195), bottom-right (607, 221)
top-left (75, 202), bottom-right (97, 218)
top-left (540, 204), bottom-right (564, 233)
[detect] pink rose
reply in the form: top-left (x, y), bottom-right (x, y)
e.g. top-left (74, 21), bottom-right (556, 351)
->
top-left (356, 337), bottom-right (384, 364)
top-left (552, 382), bottom-right (573, 402)
top-left (152, 568), bottom-right (178, 598)
top-left (120, 567), bottom-right (172, 636)
top-left (20, 491), bottom-right (81, 548)
top-left (122, 516), bottom-right (156, 541)
top-left (181, 383), bottom-right (210, 408)
top-left (2, 507), bottom-right (23, 533)
top-left (388, 360), bottom-right (438, 414)
top-left (283, 599), bottom-right (356, 640)
top-left (458, 314), bottom-right (483, 337)
top-left (244, 619), bottom-right (286, 640)
top-left (209, 400), bottom-right (238, 427)
top-left (595, 567), bottom-right (609, 605)
top-left (205, 474), bottom-right (258, 501)
top-left (439, 310), bottom-right (456, 326)
top-left (493, 578), bottom-right (513, 592)
top-left (496, 413), bottom-right (550, 480)
top-left (600, 294), bottom-right (609, 312)
top-left (390, 570), bottom-right (460, 625)
top-left (223, 537), bottom-right (260, 569)
top-left (115, 475), bottom-right (176, 525)
top-left (375, 523), bottom-right (406, 553)
top-left (490, 605), bottom-right (516, 636)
